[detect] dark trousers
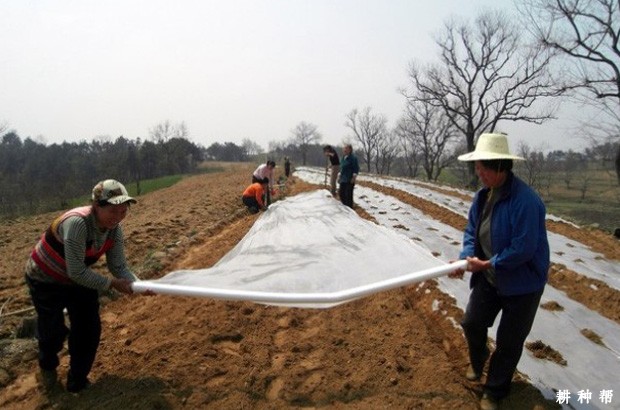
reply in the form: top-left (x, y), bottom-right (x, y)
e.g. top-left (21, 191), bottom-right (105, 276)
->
top-left (251, 176), bottom-right (271, 205)
top-left (461, 276), bottom-right (543, 399)
top-left (339, 182), bottom-right (355, 208)
top-left (242, 196), bottom-right (260, 213)
top-left (26, 275), bottom-right (101, 385)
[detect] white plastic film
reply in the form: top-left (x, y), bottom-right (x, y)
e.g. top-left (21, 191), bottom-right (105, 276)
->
top-left (132, 190), bottom-right (464, 307)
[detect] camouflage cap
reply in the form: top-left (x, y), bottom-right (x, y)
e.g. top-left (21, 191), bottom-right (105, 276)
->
top-left (92, 179), bottom-right (137, 205)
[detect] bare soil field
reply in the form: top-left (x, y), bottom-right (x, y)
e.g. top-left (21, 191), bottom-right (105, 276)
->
top-left (1, 162), bottom-right (618, 409)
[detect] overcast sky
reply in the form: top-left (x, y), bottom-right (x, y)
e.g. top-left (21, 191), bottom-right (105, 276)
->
top-left (1, 0), bottom-right (590, 152)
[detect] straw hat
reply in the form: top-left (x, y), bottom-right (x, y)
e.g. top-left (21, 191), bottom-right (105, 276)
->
top-left (458, 133), bottom-right (524, 162)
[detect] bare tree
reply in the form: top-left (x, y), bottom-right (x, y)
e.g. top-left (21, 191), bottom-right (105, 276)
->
top-left (403, 10), bottom-right (561, 186)
top-left (521, 0), bottom-right (620, 183)
top-left (268, 140), bottom-right (286, 153)
top-left (516, 142), bottom-right (547, 193)
top-left (149, 120), bottom-right (190, 174)
top-left (576, 168), bottom-right (593, 200)
top-left (345, 107), bottom-right (388, 172)
top-left (398, 96), bottom-right (458, 181)
top-left (149, 120), bottom-right (189, 143)
top-left (290, 121), bottom-right (322, 165)
top-left (374, 130), bottom-right (399, 175)
top-left (242, 138), bottom-right (264, 157)
top-left (175, 121), bottom-right (189, 140)
top-left (561, 150), bottom-right (586, 189)
top-left (394, 118), bottom-right (422, 178)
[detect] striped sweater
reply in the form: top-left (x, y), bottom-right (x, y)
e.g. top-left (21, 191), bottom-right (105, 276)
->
top-left (26, 206), bottom-right (137, 291)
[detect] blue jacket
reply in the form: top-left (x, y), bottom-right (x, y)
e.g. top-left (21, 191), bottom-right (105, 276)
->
top-left (339, 154), bottom-right (359, 183)
top-left (460, 172), bottom-right (549, 296)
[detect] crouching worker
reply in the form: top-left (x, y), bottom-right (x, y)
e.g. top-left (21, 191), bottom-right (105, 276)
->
top-left (25, 179), bottom-right (148, 394)
top-left (242, 177), bottom-right (269, 214)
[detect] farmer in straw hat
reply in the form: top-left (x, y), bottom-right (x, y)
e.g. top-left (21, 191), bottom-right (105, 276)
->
top-left (449, 133), bottom-right (550, 410)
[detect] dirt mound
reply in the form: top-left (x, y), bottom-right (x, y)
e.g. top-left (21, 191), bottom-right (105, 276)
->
top-left (526, 341), bottom-right (567, 366)
top-left (0, 164), bottom-right (573, 409)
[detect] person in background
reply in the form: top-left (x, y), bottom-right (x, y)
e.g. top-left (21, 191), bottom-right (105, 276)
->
top-left (242, 177), bottom-right (269, 214)
top-left (448, 133), bottom-right (549, 410)
top-left (25, 179), bottom-right (148, 394)
top-left (338, 144), bottom-right (359, 208)
top-left (252, 160), bottom-right (276, 205)
top-left (284, 156), bottom-right (291, 179)
top-left (323, 145), bottom-right (340, 196)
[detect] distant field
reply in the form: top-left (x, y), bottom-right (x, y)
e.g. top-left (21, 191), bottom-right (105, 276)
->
top-left (66, 163), bottom-right (229, 209)
top-left (543, 168), bottom-right (619, 233)
top-left (437, 164), bottom-right (620, 234)
top-left (67, 175), bottom-right (184, 208)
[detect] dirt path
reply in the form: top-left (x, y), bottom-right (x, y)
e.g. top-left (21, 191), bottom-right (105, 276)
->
top-left (0, 165), bottom-right (580, 409)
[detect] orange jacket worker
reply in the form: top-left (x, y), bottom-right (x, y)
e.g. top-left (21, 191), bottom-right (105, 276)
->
top-left (242, 178), bottom-right (269, 214)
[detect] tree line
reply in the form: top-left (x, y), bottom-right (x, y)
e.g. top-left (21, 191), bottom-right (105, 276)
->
top-left (3, 0), bottom-right (620, 217)
top-left (0, 117), bottom-right (616, 220)
top-left (0, 131), bottom-right (203, 218)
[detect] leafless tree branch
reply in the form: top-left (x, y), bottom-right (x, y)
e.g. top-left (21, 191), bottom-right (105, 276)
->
top-left (403, 10), bottom-right (561, 184)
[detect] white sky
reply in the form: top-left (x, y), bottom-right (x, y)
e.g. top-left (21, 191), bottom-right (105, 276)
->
top-left (1, 0), bottom-right (590, 152)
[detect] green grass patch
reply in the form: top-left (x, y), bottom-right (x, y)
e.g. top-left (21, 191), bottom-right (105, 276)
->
top-left (541, 169), bottom-right (620, 232)
top-left (434, 169), bottom-right (459, 185)
top-left (546, 201), bottom-right (620, 232)
top-left (66, 175), bottom-right (185, 208)
top-left (129, 175), bottom-right (184, 196)
top-left (41, 164), bottom-right (233, 213)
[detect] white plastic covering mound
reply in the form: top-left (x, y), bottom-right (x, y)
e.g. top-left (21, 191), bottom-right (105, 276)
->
top-left (132, 190), bottom-right (465, 308)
